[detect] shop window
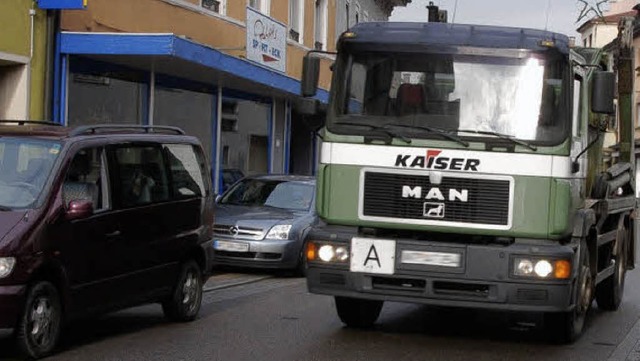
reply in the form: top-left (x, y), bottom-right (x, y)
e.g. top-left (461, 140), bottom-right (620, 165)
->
top-left (289, 0), bottom-right (304, 43)
top-left (152, 75), bottom-right (215, 161)
top-left (202, 0), bottom-right (225, 14)
top-left (220, 99), bottom-right (270, 178)
top-left (314, 0), bottom-right (328, 50)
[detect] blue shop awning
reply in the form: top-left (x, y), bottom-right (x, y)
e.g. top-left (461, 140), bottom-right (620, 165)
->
top-left (59, 32), bottom-right (329, 103)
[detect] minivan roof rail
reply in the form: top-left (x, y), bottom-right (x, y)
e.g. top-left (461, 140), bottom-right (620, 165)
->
top-left (70, 125), bottom-right (186, 137)
top-left (0, 120), bottom-right (62, 126)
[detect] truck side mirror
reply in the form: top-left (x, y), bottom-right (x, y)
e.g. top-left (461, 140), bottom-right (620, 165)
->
top-left (301, 54), bottom-right (320, 98)
top-left (591, 71), bottom-right (615, 115)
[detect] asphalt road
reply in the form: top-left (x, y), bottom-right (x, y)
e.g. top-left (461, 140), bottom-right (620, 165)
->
top-left (2, 267), bottom-right (640, 361)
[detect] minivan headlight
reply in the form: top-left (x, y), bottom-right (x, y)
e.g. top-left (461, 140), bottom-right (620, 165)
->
top-left (266, 225), bottom-right (292, 240)
top-left (0, 257), bottom-right (16, 278)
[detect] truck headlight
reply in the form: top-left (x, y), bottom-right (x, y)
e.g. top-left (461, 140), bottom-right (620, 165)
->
top-left (513, 257), bottom-right (570, 279)
top-left (307, 242), bottom-right (349, 263)
top-left (266, 225), bottom-right (292, 240)
top-left (0, 257), bottom-right (16, 278)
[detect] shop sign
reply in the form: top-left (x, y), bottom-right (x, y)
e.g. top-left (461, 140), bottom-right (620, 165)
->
top-left (246, 7), bottom-right (287, 73)
top-left (38, 0), bottom-right (87, 9)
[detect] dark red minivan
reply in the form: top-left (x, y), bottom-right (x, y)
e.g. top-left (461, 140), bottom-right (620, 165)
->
top-left (0, 122), bottom-right (214, 359)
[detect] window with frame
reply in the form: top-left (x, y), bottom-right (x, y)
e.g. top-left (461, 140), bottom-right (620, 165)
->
top-left (113, 146), bottom-right (170, 208)
top-left (314, 0), bottom-right (328, 50)
top-left (289, 0), bottom-right (304, 43)
top-left (201, 0), bottom-right (224, 14)
top-left (164, 144), bottom-right (207, 199)
top-left (249, 0), bottom-right (270, 15)
top-left (63, 147), bottom-right (109, 211)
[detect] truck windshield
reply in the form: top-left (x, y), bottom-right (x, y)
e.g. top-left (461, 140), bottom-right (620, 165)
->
top-left (330, 50), bottom-right (569, 145)
top-left (0, 137), bottom-right (61, 209)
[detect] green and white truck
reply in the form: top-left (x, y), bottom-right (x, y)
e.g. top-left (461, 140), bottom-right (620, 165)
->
top-left (300, 14), bottom-right (636, 342)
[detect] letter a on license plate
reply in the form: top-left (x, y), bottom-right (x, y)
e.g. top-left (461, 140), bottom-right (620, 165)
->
top-left (350, 238), bottom-right (396, 275)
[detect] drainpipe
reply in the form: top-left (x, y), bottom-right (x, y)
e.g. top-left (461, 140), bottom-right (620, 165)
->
top-left (26, 2), bottom-right (37, 119)
top-left (43, 9), bottom-right (58, 121)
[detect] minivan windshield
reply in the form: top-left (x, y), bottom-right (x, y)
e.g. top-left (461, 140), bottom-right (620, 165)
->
top-left (0, 137), bottom-right (61, 209)
top-left (220, 179), bottom-right (315, 211)
top-left (330, 49), bottom-right (569, 145)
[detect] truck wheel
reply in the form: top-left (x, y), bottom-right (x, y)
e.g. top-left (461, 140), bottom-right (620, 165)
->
top-left (335, 296), bottom-right (383, 328)
top-left (15, 281), bottom-right (63, 359)
top-left (162, 260), bottom-right (203, 322)
top-left (596, 223), bottom-right (628, 310)
top-left (545, 241), bottom-right (592, 343)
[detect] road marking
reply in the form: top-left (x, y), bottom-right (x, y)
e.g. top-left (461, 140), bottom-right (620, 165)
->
top-left (203, 274), bottom-right (273, 292)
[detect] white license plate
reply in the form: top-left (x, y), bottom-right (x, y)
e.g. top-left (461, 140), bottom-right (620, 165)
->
top-left (214, 240), bottom-right (249, 252)
top-left (401, 250), bottom-right (461, 268)
top-left (350, 238), bottom-right (396, 275)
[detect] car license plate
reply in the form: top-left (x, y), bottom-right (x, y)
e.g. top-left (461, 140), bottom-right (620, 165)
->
top-left (401, 250), bottom-right (461, 268)
top-left (214, 240), bottom-right (249, 252)
top-left (350, 238), bottom-right (396, 275)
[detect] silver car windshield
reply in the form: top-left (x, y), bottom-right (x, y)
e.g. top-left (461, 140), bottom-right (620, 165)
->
top-left (220, 179), bottom-right (315, 211)
top-left (330, 51), bottom-right (568, 144)
top-left (0, 137), bottom-right (61, 209)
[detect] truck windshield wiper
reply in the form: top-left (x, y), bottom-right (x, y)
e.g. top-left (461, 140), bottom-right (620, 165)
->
top-left (333, 122), bottom-right (412, 144)
top-left (456, 129), bottom-right (537, 151)
top-left (382, 124), bottom-right (469, 147)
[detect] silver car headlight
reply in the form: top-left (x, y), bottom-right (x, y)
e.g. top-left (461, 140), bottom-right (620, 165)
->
top-left (0, 257), bottom-right (16, 278)
top-left (266, 225), bottom-right (292, 240)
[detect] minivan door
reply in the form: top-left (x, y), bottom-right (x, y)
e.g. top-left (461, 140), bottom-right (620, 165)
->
top-left (53, 146), bottom-right (124, 315)
top-left (107, 144), bottom-right (177, 301)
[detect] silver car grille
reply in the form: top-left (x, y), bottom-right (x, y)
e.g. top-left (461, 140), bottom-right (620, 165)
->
top-left (213, 224), bottom-right (265, 239)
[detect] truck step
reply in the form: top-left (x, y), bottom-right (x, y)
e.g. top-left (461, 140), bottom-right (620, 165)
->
top-left (595, 264), bottom-right (615, 284)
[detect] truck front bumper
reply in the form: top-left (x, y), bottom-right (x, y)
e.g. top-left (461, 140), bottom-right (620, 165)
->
top-left (306, 228), bottom-right (579, 313)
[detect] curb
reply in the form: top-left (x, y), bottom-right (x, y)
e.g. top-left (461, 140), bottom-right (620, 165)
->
top-left (203, 275), bottom-right (272, 293)
top-left (608, 316), bottom-right (640, 361)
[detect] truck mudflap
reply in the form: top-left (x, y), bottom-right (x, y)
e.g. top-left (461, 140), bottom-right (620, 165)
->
top-left (305, 226), bottom-right (579, 313)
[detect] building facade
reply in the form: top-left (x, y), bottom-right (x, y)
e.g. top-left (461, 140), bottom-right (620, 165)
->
top-left (0, 0), bottom-right (50, 121)
top-left (54, 0), bottom-right (409, 193)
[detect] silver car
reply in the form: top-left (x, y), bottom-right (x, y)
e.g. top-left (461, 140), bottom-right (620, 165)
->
top-left (212, 175), bottom-right (316, 274)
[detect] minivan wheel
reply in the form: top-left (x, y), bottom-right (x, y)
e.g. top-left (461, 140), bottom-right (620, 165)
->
top-left (16, 281), bottom-right (62, 359)
top-left (163, 260), bottom-right (203, 322)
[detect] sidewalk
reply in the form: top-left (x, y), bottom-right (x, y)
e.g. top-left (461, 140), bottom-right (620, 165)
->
top-left (608, 316), bottom-right (640, 361)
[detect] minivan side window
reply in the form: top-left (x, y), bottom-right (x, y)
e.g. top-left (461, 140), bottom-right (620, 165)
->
top-left (164, 144), bottom-right (206, 199)
top-left (63, 147), bottom-right (108, 211)
top-left (112, 145), bottom-right (170, 207)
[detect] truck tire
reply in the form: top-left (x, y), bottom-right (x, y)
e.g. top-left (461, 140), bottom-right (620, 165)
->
top-left (596, 222), bottom-right (628, 311)
top-left (335, 296), bottom-right (383, 328)
top-left (15, 281), bottom-right (63, 359)
top-left (162, 260), bottom-right (203, 322)
top-left (545, 241), bottom-right (592, 343)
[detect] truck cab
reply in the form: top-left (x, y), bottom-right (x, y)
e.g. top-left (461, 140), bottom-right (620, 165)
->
top-left (301, 21), bottom-right (635, 343)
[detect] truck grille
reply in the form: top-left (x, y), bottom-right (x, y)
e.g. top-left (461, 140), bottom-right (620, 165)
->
top-left (361, 171), bottom-right (511, 227)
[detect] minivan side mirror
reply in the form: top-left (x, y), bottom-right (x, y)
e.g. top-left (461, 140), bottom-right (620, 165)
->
top-left (591, 71), bottom-right (616, 115)
top-left (301, 54), bottom-right (321, 98)
top-left (65, 200), bottom-right (94, 221)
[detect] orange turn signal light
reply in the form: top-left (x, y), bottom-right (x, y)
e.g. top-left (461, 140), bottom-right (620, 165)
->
top-left (306, 242), bottom-right (317, 261)
top-left (554, 260), bottom-right (571, 279)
